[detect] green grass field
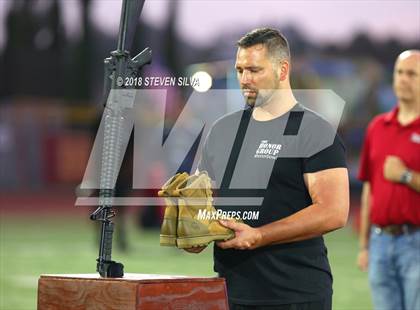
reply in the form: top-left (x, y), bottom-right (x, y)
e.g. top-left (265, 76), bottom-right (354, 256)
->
top-left (0, 215), bottom-right (372, 310)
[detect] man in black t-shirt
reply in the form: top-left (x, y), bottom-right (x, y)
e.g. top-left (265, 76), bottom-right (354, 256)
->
top-left (188, 28), bottom-right (349, 310)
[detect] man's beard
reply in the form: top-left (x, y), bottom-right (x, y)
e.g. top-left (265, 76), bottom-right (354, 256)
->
top-left (243, 73), bottom-right (279, 108)
top-left (245, 92), bottom-right (257, 107)
top-left (245, 89), bottom-right (276, 108)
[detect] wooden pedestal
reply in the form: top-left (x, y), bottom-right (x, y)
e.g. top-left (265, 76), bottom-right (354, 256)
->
top-left (37, 273), bottom-right (229, 310)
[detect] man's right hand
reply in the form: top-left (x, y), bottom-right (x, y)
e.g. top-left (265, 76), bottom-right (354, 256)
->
top-left (183, 246), bottom-right (207, 254)
top-left (357, 249), bottom-right (369, 272)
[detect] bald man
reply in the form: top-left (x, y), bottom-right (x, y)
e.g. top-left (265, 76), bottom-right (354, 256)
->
top-left (357, 50), bottom-right (420, 310)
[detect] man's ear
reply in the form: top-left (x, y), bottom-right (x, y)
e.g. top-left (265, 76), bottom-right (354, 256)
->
top-left (279, 61), bottom-right (289, 81)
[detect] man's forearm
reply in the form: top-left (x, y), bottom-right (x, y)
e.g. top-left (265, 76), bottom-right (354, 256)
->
top-left (257, 202), bottom-right (346, 246)
top-left (384, 157), bottom-right (420, 192)
top-left (406, 170), bottom-right (420, 193)
top-left (359, 183), bottom-right (371, 250)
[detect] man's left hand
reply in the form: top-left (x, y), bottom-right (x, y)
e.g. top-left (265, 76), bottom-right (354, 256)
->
top-left (216, 220), bottom-right (263, 250)
top-left (383, 156), bottom-right (406, 183)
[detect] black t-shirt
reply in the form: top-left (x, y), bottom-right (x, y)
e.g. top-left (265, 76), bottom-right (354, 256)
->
top-left (198, 103), bottom-right (347, 305)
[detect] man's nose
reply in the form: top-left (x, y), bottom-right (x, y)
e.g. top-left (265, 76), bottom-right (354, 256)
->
top-left (240, 71), bottom-right (252, 84)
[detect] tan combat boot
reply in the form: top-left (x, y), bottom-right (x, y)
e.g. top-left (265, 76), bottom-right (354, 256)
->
top-left (158, 172), bottom-right (189, 246)
top-left (175, 172), bottom-right (235, 249)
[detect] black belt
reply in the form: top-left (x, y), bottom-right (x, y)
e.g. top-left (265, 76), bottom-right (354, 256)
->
top-left (374, 224), bottom-right (420, 236)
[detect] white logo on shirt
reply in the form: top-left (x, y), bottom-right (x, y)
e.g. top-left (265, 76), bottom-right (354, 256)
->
top-left (254, 140), bottom-right (282, 160)
top-left (411, 132), bottom-right (420, 144)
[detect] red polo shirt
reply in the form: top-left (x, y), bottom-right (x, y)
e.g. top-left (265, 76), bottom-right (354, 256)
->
top-left (358, 106), bottom-right (420, 226)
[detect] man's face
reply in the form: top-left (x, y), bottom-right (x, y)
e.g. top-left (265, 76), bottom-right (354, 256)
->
top-left (235, 44), bottom-right (280, 107)
top-left (393, 54), bottom-right (420, 104)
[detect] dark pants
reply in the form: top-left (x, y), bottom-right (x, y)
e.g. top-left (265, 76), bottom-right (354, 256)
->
top-left (229, 297), bottom-right (332, 310)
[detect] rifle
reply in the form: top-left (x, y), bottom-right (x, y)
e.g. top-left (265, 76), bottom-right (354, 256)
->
top-left (89, 0), bottom-right (152, 278)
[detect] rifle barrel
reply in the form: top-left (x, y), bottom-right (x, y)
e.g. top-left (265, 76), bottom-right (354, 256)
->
top-left (117, 0), bottom-right (146, 52)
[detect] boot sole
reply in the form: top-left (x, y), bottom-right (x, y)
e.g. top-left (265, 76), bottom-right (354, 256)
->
top-left (176, 234), bottom-right (234, 249)
top-left (160, 235), bottom-right (177, 247)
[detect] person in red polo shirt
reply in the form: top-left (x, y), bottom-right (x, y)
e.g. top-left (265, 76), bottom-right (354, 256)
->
top-left (357, 50), bottom-right (420, 310)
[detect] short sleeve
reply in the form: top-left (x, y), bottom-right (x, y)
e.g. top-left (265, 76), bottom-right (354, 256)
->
top-left (197, 130), bottom-right (215, 180)
top-left (358, 126), bottom-right (372, 182)
top-left (303, 134), bottom-right (347, 173)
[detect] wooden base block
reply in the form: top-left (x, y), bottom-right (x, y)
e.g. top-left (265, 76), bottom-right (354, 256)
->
top-left (38, 273), bottom-right (229, 310)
